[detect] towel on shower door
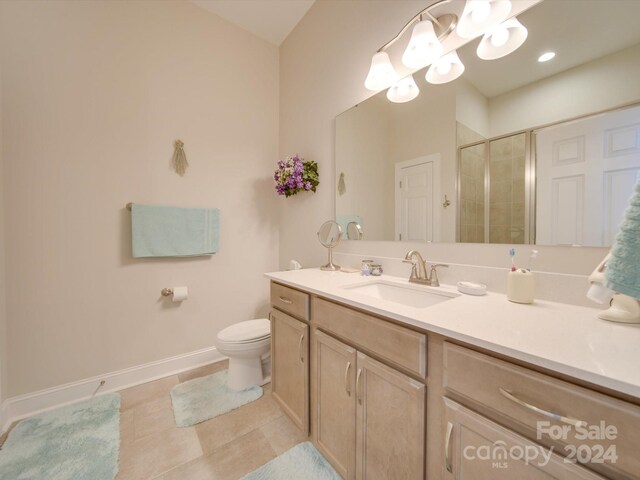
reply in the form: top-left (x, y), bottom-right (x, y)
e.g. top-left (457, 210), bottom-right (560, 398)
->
top-left (131, 204), bottom-right (220, 258)
top-left (606, 179), bottom-right (640, 299)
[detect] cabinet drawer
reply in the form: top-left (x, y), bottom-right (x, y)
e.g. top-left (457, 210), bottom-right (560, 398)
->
top-left (443, 397), bottom-right (605, 479)
top-left (271, 282), bottom-right (309, 321)
top-left (313, 297), bottom-right (426, 379)
top-left (443, 342), bottom-right (640, 480)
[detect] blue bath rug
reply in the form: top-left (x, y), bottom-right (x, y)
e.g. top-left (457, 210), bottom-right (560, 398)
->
top-left (170, 369), bottom-right (263, 427)
top-left (241, 442), bottom-right (341, 480)
top-left (0, 393), bottom-right (120, 480)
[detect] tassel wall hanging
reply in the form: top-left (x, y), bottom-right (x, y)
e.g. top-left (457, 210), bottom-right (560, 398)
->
top-left (171, 139), bottom-right (188, 176)
top-left (338, 172), bottom-right (347, 196)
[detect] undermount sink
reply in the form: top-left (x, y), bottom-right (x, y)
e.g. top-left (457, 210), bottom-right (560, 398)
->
top-left (342, 280), bottom-right (458, 308)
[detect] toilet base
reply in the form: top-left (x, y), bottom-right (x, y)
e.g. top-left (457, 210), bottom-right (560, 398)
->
top-left (227, 354), bottom-right (271, 391)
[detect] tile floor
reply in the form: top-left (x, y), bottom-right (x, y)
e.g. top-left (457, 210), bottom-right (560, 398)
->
top-left (117, 360), bottom-right (308, 480)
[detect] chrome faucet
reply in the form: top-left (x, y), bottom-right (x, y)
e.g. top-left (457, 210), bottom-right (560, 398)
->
top-left (403, 250), bottom-right (448, 286)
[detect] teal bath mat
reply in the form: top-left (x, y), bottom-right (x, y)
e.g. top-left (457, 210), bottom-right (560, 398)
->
top-left (241, 442), bottom-right (341, 480)
top-left (170, 369), bottom-right (263, 427)
top-left (0, 393), bottom-right (120, 480)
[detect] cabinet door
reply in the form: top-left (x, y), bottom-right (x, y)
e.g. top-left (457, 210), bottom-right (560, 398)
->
top-left (314, 330), bottom-right (357, 480)
top-left (443, 398), bottom-right (605, 480)
top-left (356, 352), bottom-right (425, 480)
top-left (271, 309), bottom-right (309, 434)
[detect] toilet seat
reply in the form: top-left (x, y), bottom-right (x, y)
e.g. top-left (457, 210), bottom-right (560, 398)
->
top-left (217, 318), bottom-right (270, 344)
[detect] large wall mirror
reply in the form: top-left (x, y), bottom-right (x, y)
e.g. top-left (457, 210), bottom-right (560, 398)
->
top-left (336, 0), bottom-right (640, 246)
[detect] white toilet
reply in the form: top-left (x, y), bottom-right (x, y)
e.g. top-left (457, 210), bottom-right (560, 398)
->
top-left (215, 318), bottom-right (271, 391)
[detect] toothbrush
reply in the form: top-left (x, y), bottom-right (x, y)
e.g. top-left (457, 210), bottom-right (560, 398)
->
top-left (509, 248), bottom-right (516, 271)
top-left (527, 249), bottom-right (539, 272)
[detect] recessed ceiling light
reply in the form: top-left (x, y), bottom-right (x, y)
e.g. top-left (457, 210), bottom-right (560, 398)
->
top-left (538, 52), bottom-right (556, 62)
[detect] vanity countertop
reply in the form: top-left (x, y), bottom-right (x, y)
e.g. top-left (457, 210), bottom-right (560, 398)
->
top-left (265, 269), bottom-right (640, 399)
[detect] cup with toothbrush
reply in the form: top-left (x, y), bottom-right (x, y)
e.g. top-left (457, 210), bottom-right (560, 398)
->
top-left (507, 248), bottom-right (536, 304)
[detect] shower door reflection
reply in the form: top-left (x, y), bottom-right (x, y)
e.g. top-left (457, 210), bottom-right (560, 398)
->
top-left (458, 132), bottom-right (530, 244)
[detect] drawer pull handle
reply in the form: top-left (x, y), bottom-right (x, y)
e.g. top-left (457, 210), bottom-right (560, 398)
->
top-left (499, 388), bottom-right (587, 428)
top-left (356, 368), bottom-right (363, 405)
top-left (279, 296), bottom-right (293, 305)
top-left (344, 362), bottom-right (352, 396)
top-left (445, 421), bottom-right (454, 473)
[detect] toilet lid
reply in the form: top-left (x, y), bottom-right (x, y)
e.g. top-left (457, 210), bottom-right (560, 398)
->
top-left (218, 319), bottom-right (271, 343)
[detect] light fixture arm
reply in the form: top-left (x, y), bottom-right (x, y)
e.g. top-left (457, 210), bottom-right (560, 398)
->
top-left (376, 0), bottom-right (456, 53)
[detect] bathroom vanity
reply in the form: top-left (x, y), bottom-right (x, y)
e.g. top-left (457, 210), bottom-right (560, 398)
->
top-left (267, 270), bottom-right (640, 480)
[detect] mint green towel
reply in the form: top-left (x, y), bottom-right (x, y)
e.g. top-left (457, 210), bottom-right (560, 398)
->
top-left (131, 204), bottom-right (220, 258)
top-left (606, 179), bottom-right (640, 298)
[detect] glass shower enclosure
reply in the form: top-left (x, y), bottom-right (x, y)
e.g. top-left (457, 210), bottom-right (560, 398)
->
top-left (457, 132), bottom-right (534, 244)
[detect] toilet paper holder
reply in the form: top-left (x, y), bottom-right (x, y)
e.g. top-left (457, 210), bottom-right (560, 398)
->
top-left (161, 288), bottom-right (174, 297)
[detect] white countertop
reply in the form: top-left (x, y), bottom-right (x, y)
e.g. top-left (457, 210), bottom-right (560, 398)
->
top-left (265, 269), bottom-right (640, 399)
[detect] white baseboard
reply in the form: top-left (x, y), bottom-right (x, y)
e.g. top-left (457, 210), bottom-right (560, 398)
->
top-left (0, 399), bottom-right (8, 437)
top-left (1, 346), bottom-right (225, 434)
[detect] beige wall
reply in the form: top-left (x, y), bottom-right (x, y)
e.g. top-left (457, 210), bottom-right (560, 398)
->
top-left (279, 0), bottom-right (608, 301)
top-left (455, 78), bottom-right (490, 139)
top-left (0, 0), bottom-right (279, 397)
top-left (0, 20), bottom-right (5, 404)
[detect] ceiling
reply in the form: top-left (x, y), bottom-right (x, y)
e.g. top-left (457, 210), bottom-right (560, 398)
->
top-left (459, 0), bottom-right (640, 97)
top-left (191, 0), bottom-right (315, 46)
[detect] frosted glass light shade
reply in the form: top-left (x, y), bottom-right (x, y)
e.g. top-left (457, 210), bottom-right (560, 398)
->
top-left (426, 52), bottom-right (465, 84)
top-left (402, 20), bottom-right (444, 69)
top-left (477, 18), bottom-right (528, 60)
top-left (456, 0), bottom-right (512, 39)
top-left (387, 75), bottom-right (420, 103)
top-left (365, 51), bottom-right (398, 91)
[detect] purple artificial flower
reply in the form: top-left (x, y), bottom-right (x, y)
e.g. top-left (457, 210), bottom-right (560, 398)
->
top-left (274, 154), bottom-right (318, 196)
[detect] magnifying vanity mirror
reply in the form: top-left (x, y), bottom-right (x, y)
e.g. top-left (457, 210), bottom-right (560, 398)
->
top-left (317, 220), bottom-right (342, 271)
top-left (346, 221), bottom-right (364, 240)
top-left (336, 0), bottom-right (640, 247)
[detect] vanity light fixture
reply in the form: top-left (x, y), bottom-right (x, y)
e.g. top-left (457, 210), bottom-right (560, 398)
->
top-left (364, 0), bottom-right (526, 100)
top-left (426, 51), bottom-right (465, 84)
top-left (402, 19), bottom-right (444, 69)
top-left (364, 0), bottom-right (458, 91)
top-left (387, 74), bottom-right (420, 103)
top-left (477, 17), bottom-right (528, 60)
top-left (364, 51), bottom-right (399, 91)
top-left (538, 51), bottom-right (556, 62)
top-left (456, 0), bottom-right (512, 39)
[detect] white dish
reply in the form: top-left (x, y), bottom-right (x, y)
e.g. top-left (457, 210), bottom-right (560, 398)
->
top-left (457, 281), bottom-right (487, 296)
